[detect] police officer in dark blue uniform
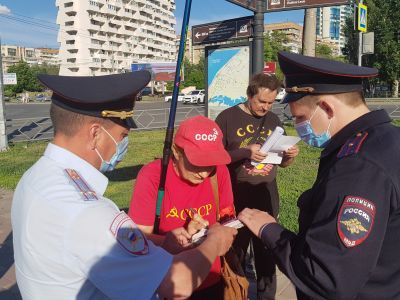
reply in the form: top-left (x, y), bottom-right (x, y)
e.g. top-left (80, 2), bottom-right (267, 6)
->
top-left (237, 51), bottom-right (400, 299)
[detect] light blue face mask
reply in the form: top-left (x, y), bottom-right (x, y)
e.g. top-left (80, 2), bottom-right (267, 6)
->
top-left (95, 127), bottom-right (129, 173)
top-left (295, 106), bottom-right (332, 148)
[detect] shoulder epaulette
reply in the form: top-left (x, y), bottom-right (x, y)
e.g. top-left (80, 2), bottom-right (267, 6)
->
top-left (337, 132), bottom-right (368, 159)
top-left (65, 168), bottom-right (98, 201)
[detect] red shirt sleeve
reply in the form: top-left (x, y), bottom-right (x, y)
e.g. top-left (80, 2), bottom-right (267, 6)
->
top-left (216, 165), bottom-right (236, 218)
top-left (128, 160), bottom-right (161, 226)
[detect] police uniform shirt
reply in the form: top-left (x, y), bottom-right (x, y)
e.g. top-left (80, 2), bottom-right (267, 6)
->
top-left (11, 143), bottom-right (173, 300)
top-left (259, 110), bottom-right (400, 299)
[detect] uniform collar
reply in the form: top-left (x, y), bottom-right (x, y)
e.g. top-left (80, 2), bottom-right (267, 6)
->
top-left (321, 109), bottom-right (391, 158)
top-left (44, 143), bottom-right (108, 196)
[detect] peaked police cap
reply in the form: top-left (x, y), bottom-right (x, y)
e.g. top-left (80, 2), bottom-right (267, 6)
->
top-left (278, 51), bottom-right (378, 103)
top-left (37, 71), bottom-right (151, 128)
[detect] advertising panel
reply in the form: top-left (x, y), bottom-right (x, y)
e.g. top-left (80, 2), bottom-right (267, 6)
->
top-left (131, 62), bottom-right (176, 81)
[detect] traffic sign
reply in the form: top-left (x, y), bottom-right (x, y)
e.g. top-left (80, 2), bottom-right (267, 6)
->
top-left (226, 0), bottom-right (257, 12)
top-left (265, 0), bottom-right (350, 12)
top-left (192, 16), bottom-right (253, 45)
top-left (358, 3), bottom-right (367, 32)
top-left (3, 73), bottom-right (17, 85)
top-left (263, 62), bottom-right (276, 74)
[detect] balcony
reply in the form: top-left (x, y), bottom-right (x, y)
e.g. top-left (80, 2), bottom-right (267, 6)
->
top-left (65, 43), bottom-right (77, 51)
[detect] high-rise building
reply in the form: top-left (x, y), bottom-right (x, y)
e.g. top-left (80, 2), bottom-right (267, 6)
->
top-left (56, 0), bottom-right (177, 76)
top-left (316, 5), bottom-right (352, 55)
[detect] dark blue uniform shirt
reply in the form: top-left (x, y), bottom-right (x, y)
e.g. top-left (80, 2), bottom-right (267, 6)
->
top-left (261, 109), bottom-right (400, 299)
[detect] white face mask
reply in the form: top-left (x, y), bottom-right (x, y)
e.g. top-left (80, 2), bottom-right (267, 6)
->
top-left (95, 127), bottom-right (129, 173)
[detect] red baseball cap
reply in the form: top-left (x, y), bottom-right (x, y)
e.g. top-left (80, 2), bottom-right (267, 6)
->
top-left (174, 116), bottom-right (231, 167)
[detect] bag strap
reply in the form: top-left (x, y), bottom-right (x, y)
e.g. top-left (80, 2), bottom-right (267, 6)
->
top-left (210, 172), bottom-right (220, 222)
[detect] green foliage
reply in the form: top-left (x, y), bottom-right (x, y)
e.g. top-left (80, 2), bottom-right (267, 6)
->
top-left (343, 0), bottom-right (400, 92)
top-left (182, 57), bottom-right (205, 89)
top-left (4, 88), bottom-right (15, 98)
top-left (4, 62), bottom-right (60, 94)
top-left (316, 44), bottom-right (333, 58)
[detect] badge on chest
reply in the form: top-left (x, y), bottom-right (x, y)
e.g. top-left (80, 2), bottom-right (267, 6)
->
top-left (110, 212), bottom-right (149, 255)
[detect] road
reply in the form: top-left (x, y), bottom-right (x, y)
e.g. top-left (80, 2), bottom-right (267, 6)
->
top-left (4, 101), bottom-right (186, 120)
top-left (5, 99), bottom-right (400, 120)
top-left (4, 99), bottom-right (400, 142)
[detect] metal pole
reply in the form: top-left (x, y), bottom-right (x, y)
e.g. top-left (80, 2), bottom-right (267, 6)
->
top-left (0, 38), bottom-right (9, 151)
top-left (154, 0), bottom-right (193, 233)
top-left (357, 0), bottom-right (363, 66)
top-left (252, 0), bottom-right (264, 74)
top-left (358, 32), bottom-right (363, 66)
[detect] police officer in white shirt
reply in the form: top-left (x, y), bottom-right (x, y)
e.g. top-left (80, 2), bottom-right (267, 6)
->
top-left (11, 71), bottom-right (237, 300)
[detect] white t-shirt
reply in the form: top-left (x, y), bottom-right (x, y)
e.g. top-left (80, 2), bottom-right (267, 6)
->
top-left (12, 143), bottom-right (173, 299)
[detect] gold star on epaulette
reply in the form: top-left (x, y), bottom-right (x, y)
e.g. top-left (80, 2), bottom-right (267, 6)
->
top-left (340, 218), bottom-right (368, 234)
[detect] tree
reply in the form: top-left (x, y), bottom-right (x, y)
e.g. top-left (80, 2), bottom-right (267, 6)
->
top-left (5, 61), bottom-right (42, 94)
top-left (316, 44), bottom-right (333, 58)
top-left (343, 0), bottom-right (400, 97)
top-left (181, 57), bottom-right (205, 89)
top-left (4, 62), bottom-right (60, 96)
top-left (263, 31), bottom-right (291, 80)
top-left (264, 31), bottom-right (290, 62)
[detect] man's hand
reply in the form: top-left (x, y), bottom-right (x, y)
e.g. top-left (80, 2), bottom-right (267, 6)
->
top-left (205, 223), bottom-right (237, 256)
top-left (281, 145), bottom-right (299, 167)
top-left (246, 144), bottom-right (267, 162)
top-left (283, 145), bottom-right (299, 159)
top-left (162, 227), bottom-right (192, 254)
top-left (243, 161), bottom-right (274, 176)
top-left (238, 208), bottom-right (276, 238)
top-left (187, 213), bottom-right (209, 235)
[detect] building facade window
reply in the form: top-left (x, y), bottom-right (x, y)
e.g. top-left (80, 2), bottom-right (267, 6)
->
top-left (26, 50), bottom-right (34, 57)
top-left (7, 48), bottom-right (17, 56)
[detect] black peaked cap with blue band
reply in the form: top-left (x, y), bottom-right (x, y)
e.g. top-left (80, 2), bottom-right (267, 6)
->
top-left (278, 51), bottom-right (378, 104)
top-left (37, 70), bottom-right (151, 128)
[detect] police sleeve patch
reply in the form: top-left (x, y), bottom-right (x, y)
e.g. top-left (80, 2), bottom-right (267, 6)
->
top-left (110, 211), bottom-right (149, 255)
top-left (337, 196), bottom-right (376, 248)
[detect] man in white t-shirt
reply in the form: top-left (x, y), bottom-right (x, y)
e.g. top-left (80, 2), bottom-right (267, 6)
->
top-left (11, 71), bottom-right (237, 300)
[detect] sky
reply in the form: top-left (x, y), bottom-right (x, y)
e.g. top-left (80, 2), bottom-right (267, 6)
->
top-left (0, 0), bottom-right (304, 48)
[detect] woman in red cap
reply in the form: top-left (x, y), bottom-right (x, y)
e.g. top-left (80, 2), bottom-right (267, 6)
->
top-left (129, 115), bottom-right (236, 298)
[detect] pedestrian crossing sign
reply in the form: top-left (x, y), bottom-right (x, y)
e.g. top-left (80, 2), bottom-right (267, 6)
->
top-left (358, 3), bottom-right (367, 32)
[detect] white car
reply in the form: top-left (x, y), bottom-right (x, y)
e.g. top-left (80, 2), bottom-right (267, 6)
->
top-left (164, 93), bottom-right (185, 102)
top-left (183, 89), bottom-right (205, 104)
top-left (275, 89), bottom-right (287, 102)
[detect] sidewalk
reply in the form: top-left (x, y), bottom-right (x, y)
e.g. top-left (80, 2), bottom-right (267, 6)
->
top-left (0, 189), bottom-right (21, 300)
top-left (0, 188), bottom-right (296, 299)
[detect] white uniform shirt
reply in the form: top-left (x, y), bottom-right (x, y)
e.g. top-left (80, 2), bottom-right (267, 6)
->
top-left (11, 143), bottom-right (173, 299)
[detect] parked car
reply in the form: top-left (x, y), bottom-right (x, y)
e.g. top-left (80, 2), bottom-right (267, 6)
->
top-left (183, 89), bottom-right (205, 104)
top-left (36, 94), bottom-right (50, 102)
top-left (164, 93), bottom-right (185, 102)
top-left (275, 89), bottom-right (286, 102)
top-left (136, 87), bottom-right (152, 101)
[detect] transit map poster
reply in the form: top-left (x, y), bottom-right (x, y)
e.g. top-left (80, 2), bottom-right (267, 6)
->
top-left (206, 43), bottom-right (251, 120)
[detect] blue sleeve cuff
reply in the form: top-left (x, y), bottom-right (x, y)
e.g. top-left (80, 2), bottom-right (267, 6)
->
top-left (260, 222), bottom-right (287, 249)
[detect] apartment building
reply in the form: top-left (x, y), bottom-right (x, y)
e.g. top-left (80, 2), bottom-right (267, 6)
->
top-left (35, 48), bottom-right (61, 66)
top-left (264, 22), bottom-right (303, 53)
top-left (316, 5), bottom-right (353, 55)
top-left (56, 0), bottom-right (177, 76)
top-left (1, 45), bottom-right (59, 73)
